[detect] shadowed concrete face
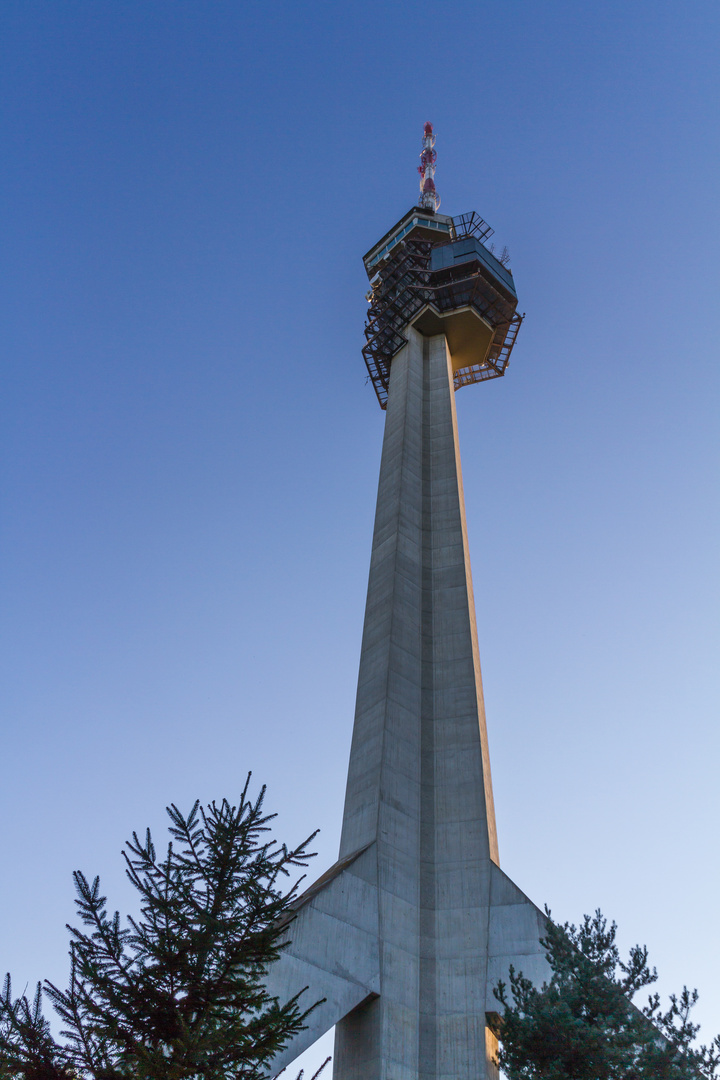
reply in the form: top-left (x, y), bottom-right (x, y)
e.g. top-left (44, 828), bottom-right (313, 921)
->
top-left (265, 331), bottom-right (549, 1080)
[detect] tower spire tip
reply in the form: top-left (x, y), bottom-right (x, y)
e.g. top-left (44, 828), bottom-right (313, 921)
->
top-left (418, 121), bottom-right (440, 212)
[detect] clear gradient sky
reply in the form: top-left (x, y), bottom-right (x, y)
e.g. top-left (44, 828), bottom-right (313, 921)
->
top-left (1, 2), bottom-right (719, 1073)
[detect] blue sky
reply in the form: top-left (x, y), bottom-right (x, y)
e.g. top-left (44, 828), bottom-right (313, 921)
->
top-left (1, 1), bottom-right (719, 1071)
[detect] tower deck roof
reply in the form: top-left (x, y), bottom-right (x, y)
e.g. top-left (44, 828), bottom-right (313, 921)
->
top-left (363, 207), bottom-right (453, 274)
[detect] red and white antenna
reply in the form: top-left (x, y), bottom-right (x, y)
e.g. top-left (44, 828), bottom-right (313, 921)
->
top-left (418, 121), bottom-right (440, 212)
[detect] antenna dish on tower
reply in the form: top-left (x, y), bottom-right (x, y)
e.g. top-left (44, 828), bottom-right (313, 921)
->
top-left (418, 121), bottom-right (440, 212)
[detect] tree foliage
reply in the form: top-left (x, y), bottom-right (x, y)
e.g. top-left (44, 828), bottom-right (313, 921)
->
top-left (492, 909), bottom-right (720, 1080)
top-left (0, 779), bottom-right (322, 1080)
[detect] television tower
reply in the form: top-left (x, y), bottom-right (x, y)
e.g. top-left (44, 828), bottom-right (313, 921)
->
top-left (266, 125), bottom-right (548, 1080)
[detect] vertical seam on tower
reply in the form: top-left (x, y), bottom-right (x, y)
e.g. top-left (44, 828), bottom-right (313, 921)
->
top-left (419, 334), bottom-right (437, 1079)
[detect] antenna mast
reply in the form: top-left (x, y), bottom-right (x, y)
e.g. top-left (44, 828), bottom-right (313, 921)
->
top-left (418, 121), bottom-right (440, 211)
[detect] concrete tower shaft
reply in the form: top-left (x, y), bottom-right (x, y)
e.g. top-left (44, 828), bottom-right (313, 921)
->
top-left (265, 317), bottom-right (548, 1079)
top-left (339, 328), bottom-right (498, 868)
top-left (334, 327), bottom-right (503, 1078)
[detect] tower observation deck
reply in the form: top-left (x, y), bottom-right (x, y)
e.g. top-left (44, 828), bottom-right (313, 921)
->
top-left (263, 125), bottom-right (548, 1080)
top-left (362, 202), bottom-right (523, 407)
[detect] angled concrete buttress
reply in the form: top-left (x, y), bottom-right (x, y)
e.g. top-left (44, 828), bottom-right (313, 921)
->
top-left (266, 326), bottom-right (550, 1080)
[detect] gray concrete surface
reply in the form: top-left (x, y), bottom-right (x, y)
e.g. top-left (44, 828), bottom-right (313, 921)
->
top-left (267, 332), bottom-right (549, 1079)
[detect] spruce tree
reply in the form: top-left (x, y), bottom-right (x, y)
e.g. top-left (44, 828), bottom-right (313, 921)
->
top-left (0, 778), bottom-right (324, 1080)
top-left (492, 909), bottom-right (720, 1080)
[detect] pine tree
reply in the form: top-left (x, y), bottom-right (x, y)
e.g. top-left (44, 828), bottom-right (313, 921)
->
top-left (0, 778), bottom-right (323, 1080)
top-left (491, 909), bottom-right (720, 1080)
